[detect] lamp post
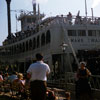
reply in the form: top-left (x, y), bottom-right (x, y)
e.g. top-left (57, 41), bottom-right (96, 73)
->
top-left (60, 42), bottom-right (68, 74)
top-left (6, 0), bottom-right (11, 39)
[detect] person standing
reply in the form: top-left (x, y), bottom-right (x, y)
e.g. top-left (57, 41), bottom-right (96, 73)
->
top-left (27, 53), bottom-right (50, 100)
top-left (76, 61), bottom-right (91, 100)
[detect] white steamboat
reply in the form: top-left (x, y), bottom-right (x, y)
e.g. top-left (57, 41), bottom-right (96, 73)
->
top-left (0, 3), bottom-right (100, 76)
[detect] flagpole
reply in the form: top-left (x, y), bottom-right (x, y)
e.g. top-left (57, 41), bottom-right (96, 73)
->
top-left (91, 8), bottom-right (94, 21)
top-left (85, 0), bottom-right (87, 18)
top-left (32, 0), bottom-right (36, 16)
top-left (15, 14), bottom-right (18, 32)
top-left (38, 3), bottom-right (40, 31)
top-left (38, 3), bottom-right (40, 21)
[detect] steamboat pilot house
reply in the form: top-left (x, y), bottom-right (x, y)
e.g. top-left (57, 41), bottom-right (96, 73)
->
top-left (1, 9), bottom-right (100, 77)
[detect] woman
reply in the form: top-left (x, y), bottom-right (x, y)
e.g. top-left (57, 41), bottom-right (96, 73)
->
top-left (12, 73), bottom-right (25, 98)
top-left (76, 61), bottom-right (92, 100)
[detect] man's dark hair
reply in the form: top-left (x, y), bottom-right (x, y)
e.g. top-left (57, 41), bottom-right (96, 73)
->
top-left (36, 53), bottom-right (43, 60)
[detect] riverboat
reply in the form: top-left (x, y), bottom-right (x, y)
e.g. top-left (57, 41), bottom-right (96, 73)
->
top-left (0, 1), bottom-right (100, 78)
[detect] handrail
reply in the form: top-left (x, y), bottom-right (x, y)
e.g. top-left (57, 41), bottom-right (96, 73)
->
top-left (65, 72), bottom-right (100, 90)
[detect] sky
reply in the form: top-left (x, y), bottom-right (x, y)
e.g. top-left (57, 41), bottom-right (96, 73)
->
top-left (0, 0), bottom-right (100, 46)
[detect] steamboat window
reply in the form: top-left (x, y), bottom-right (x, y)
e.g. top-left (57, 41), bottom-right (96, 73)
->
top-left (16, 45), bottom-right (19, 53)
top-left (92, 30), bottom-right (96, 36)
top-left (77, 30), bottom-right (86, 36)
top-left (29, 39), bottom-right (32, 50)
top-left (68, 30), bottom-right (76, 36)
top-left (88, 30), bottom-right (96, 36)
top-left (19, 44), bottom-right (22, 53)
top-left (21, 20), bottom-right (24, 28)
top-left (37, 36), bottom-right (40, 48)
top-left (11, 46), bottom-right (13, 55)
top-left (33, 38), bottom-right (36, 49)
top-left (27, 18), bottom-right (31, 23)
top-left (97, 30), bottom-right (100, 36)
top-left (13, 46), bottom-right (15, 55)
top-left (32, 18), bottom-right (36, 23)
top-left (13, 46), bottom-right (15, 54)
top-left (22, 18), bottom-right (25, 27)
top-left (8, 47), bottom-right (11, 55)
top-left (46, 30), bottom-right (51, 44)
top-left (10, 47), bottom-right (12, 55)
top-left (22, 42), bottom-right (25, 52)
top-left (41, 33), bottom-right (45, 46)
top-left (14, 45), bottom-right (16, 54)
top-left (26, 41), bottom-right (28, 51)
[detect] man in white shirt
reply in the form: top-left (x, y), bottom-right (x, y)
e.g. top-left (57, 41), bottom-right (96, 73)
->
top-left (27, 53), bottom-right (50, 100)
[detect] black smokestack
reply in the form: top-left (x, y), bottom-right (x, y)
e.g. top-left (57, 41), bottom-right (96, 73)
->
top-left (6, 0), bottom-right (11, 39)
top-left (32, 0), bottom-right (36, 15)
top-left (33, 3), bottom-right (36, 15)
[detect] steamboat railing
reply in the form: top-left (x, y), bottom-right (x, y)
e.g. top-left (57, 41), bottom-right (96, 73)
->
top-left (65, 72), bottom-right (100, 90)
top-left (48, 72), bottom-right (100, 90)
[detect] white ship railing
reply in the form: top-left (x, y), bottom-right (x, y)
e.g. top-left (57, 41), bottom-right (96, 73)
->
top-left (54, 15), bottom-right (100, 26)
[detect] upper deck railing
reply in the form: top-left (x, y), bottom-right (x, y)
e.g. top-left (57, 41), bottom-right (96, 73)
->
top-left (54, 14), bottom-right (100, 26)
top-left (2, 14), bottom-right (100, 46)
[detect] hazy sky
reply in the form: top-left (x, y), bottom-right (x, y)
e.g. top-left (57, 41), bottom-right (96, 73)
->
top-left (0, 0), bottom-right (100, 45)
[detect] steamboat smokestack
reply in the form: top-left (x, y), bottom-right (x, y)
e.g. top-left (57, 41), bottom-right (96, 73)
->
top-left (33, 3), bottom-right (36, 15)
top-left (32, 0), bottom-right (36, 15)
top-left (6, 0), bottom-right (11, 39)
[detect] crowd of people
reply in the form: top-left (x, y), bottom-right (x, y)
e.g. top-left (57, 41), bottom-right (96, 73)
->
top-left (0, 53), bottom-right (93, 100)
top-left (0, 53), bottom-right (71, 100)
